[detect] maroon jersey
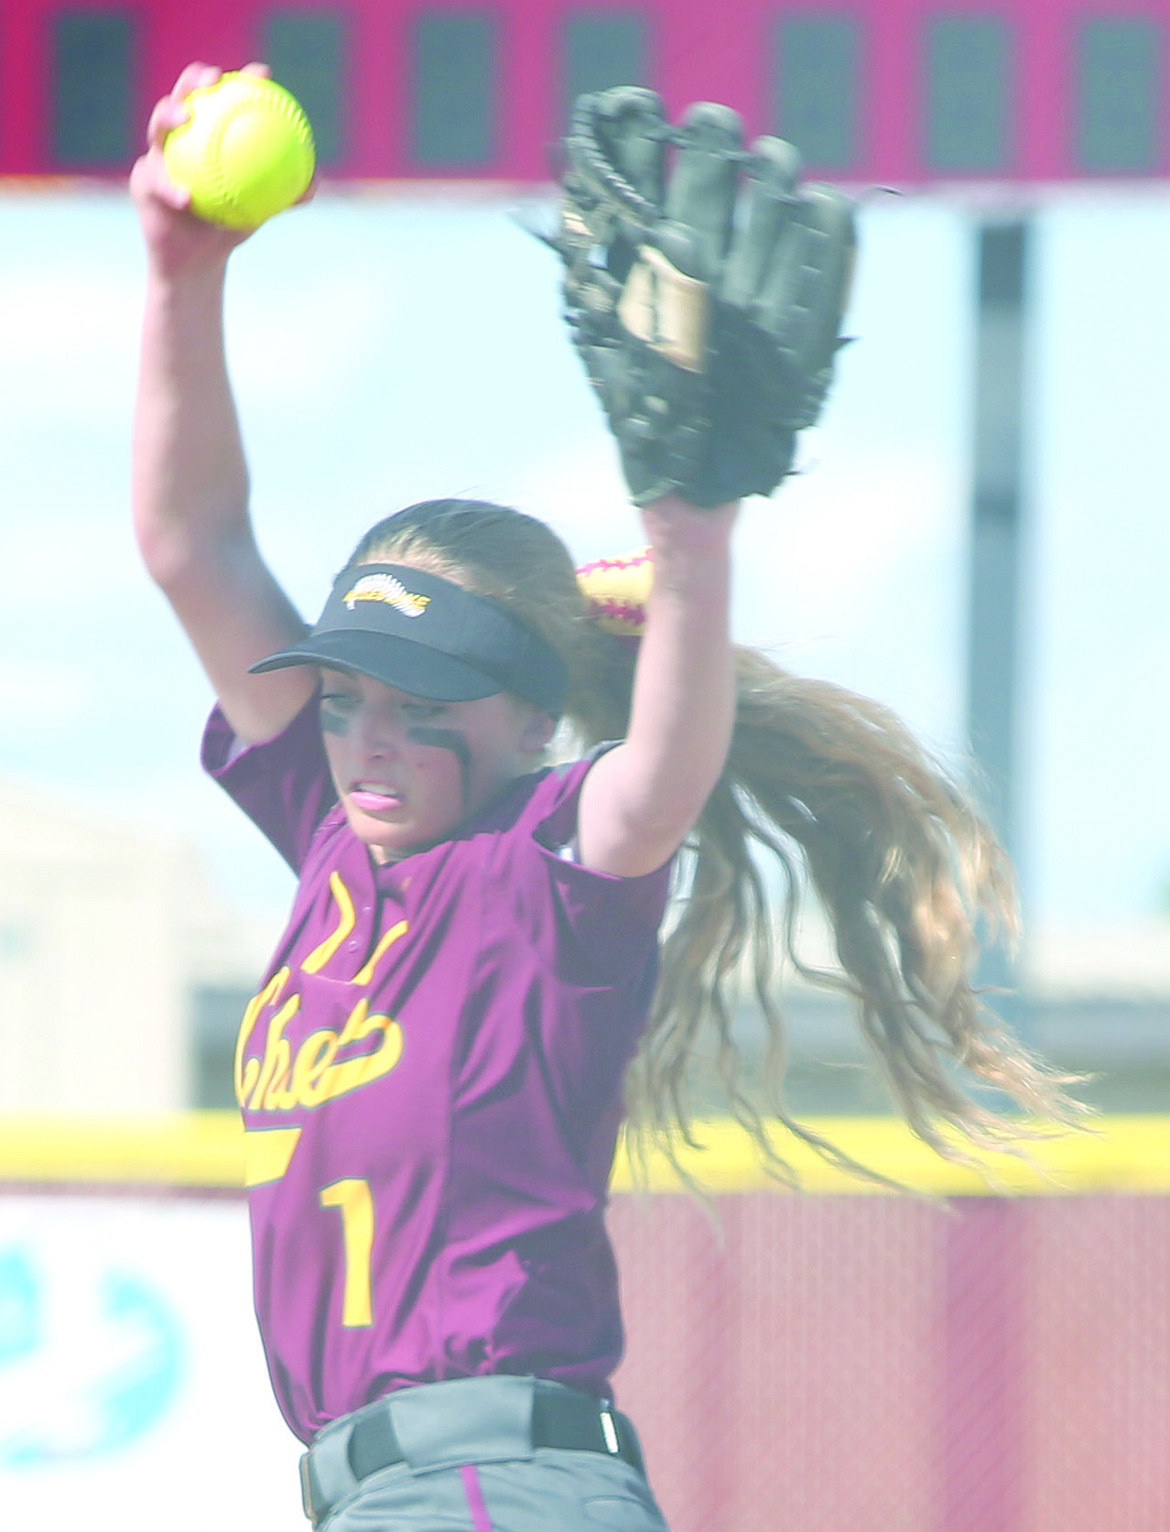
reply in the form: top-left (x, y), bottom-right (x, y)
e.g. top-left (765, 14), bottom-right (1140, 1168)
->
top-left (204, 701), bottom-right (671, 1443)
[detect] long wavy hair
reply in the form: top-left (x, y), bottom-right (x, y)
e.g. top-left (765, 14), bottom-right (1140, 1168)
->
top-left (348, 498), bottom-right (1084, 1183)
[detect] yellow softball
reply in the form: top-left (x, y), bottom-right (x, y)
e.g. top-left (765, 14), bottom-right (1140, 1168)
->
top-left (163, 72), bottom-right (316, 230)
top-left (575, 547), bottom-right (653, 636)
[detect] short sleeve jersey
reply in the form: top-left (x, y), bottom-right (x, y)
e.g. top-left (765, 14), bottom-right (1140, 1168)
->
top-left (203, 700), bottom-right (671, 1444)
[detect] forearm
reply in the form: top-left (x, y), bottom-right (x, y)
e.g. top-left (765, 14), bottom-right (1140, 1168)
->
top-left (577, 496), bottom-right (737, 875)
top-left (132, 259), bottom-right (253, 589)
top-left (626, 496), bottom-right (737, 815)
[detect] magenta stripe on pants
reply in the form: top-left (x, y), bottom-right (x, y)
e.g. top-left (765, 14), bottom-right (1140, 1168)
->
top-left (459, 1464), bottom-right (495, 1532)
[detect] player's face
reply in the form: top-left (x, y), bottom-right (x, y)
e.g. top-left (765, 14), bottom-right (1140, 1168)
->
top-left (317, 667), bottom-right (554, 861)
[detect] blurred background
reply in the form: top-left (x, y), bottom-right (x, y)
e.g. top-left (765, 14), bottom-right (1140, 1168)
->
top-left (0, 1), bottom-right (1167, 1528)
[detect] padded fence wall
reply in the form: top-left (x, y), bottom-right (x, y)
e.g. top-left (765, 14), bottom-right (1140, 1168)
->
top-left (610, 1190), bottom-right (1170, 1532)
top-left (1, 1116), bottom-right (1167, 1531)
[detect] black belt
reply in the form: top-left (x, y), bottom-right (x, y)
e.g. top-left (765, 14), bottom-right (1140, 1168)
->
top-left (300, 1381), bottom-right (645, 1527)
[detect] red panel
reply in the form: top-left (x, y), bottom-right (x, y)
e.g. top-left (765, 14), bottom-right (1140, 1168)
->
top-left (1, 0), bottom-right (1168, 182)
top-left (651, 0), bottom-right (773, 132)
top-left (139, 1), bottom-right (259, 149)
top-left (347, 0), bottom-right (403, 179)
top-left (1019, 0), bottom-right (1070, 181)
top-left (611, 1194), bottom-right (942, 1532)
top-left (936, 1200), bottom-right (1028, 1532)
top-left (609, 1192), bottom-right (1170, 1532)
top-left (500, 0), bottom-right (556, 183)
top-left (869, 0), bottom-right (917, 187)
top-left (1026, 1198), bottom-right (1170, 1532)
top-left (0, 0), bottom-right (44, 171)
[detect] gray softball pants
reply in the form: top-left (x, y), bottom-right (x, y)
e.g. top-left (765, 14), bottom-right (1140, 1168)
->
top-left (299, 1375), bottom-right (673, 1531)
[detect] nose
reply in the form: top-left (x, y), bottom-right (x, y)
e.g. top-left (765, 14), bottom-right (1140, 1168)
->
top-left (353, 700), bottom-right (405, 759)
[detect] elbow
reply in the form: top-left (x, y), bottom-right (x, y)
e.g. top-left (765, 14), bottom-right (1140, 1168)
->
top-left (133, 518), bottom-right (253, 599)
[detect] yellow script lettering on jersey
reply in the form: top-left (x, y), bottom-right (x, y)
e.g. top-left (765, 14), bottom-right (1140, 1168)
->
top-left (235, 874), bottom-right (408, 1114)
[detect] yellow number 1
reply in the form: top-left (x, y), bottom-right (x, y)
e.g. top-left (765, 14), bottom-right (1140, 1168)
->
top-left (319, 1178), bottom-right (374, 1327)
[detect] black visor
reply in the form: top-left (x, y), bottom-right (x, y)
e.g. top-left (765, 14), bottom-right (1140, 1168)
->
top-left (250, 564), bottom-right (568, 715)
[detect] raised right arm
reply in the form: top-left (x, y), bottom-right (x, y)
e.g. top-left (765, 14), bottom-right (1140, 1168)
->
top-left (130, 63), bottom-right (317, 744)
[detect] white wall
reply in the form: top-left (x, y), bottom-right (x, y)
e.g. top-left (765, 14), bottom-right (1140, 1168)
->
top-left (0, 1192), bottom-right (304, 1531)
top-left (0, 783), bottom-right (268, 1112)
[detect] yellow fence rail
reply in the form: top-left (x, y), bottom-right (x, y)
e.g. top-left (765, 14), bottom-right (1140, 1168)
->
top-left (0, 1112), bottom-right (1168, 1194)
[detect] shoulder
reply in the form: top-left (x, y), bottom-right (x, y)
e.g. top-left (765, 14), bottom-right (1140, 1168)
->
top-left (479, 756), bottom-right (672, 969)
top-left (475, 758), bottom-right (594, 857)
top-left (201, 694), bottom-right (327, 781)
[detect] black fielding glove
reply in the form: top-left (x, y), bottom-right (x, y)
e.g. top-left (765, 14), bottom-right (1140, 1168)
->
top-left (552, 87), bottom-right (856, 507)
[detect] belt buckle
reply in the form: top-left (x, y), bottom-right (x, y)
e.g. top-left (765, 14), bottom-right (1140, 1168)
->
top-left (299, 1451), bottom-right (319, 1527)
top-left (599, 1405), bottom-right (621, 1456)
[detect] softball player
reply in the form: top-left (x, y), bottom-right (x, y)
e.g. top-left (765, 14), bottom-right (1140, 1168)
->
top-left (130, 65), bottom-right (1080, 1532)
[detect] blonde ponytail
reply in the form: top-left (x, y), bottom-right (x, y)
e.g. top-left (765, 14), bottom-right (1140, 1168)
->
top-left (350, 502), bottom-right (1085, 1183)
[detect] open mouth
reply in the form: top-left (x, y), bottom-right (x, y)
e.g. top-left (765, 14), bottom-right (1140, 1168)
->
top-left (349, 783), bottom-right (404, 813)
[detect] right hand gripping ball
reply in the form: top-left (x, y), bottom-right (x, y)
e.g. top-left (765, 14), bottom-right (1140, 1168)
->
top-left (163, 72), bottom-right (316, 230)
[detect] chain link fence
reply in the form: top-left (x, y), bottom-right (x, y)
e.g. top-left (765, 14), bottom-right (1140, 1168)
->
top-left (610, 1188), bottom-right (1170, 1532)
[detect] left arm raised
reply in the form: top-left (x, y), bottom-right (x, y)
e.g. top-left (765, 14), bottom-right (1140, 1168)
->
top-left (577, 495), bottom-right (738, 877)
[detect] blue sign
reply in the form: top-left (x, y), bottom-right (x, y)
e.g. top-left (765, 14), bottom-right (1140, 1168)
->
top-left (0, 1243), bottom-right (185, 1467)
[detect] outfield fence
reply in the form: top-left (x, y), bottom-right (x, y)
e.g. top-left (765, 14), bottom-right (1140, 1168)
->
top-left (1, 1114), bottom-right (1167, 1532)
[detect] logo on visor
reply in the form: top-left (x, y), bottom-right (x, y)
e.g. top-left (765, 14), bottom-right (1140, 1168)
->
top-left (342, 574), bottom-right (431, 619)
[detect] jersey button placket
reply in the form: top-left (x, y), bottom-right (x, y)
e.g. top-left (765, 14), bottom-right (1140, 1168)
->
top-left (351, 903), bottom-right (370, 952)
